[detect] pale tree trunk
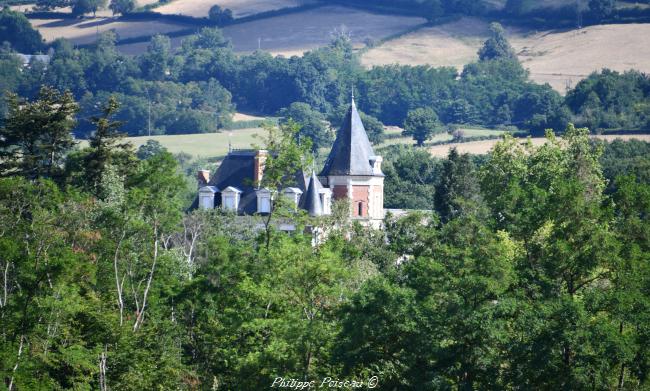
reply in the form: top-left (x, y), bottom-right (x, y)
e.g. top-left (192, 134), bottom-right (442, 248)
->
top-left (133, 224), bottom-right (159, 332)
top-left (8, 335), bottom-right (24, 391)
top-left (114, 231), bottom-right (126, 327)
top-left (1, 260), bottom-right (9, 308)
top-left (181, 215), bottom-right (204, 272)
top-left (99, 346), bottom-right (108, 391)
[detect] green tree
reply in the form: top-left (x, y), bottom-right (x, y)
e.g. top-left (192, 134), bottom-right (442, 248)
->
top-left (257, 120), bottom-right (313, 249)
top-left (382, 145), bottom-right (440, 209)
top-left (0, 178), bottom-right (106, 389)
top-left (336, 213), bottom-right (517, 389)
top-left (0, 9), bottom-right (44, 53)
top-left (434, 147), bottom-right (481, 223)
top-left (83, 95), bottom-right (136, 194)
top-left (71, 0), bottom-right (107, 16)
top-left (208, 5), bottom-right (234, 24)
top-left (478, 22), bottom-right (516, 62)
top-left (278, 102), bottom-right (331, 152)
top-left (479, 126), bottom-right (626, 388)
top-left (109, 0), bottom-right (134, 15)
top-left (136, 139), bottom-right (167, 160)
top-left (402, 107), bottom-right (442, 147)
top-left (139, 35), bottom-right (173, 81)
top-left (0, 87), bottom-right (78, 180)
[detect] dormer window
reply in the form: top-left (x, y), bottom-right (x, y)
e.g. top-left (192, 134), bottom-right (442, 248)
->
top-left (256, 188), bottom-right (272, 214)
top-left (283, 187), bottom-right (303, 210)
top-left (369, 155), bottom-right (383, 175)
top-left (198, 186), bottom-right (219, 210)
top-left (319, 189), bottom-right (332, 215)
top-left (221, 186), bottom-right (242, 212)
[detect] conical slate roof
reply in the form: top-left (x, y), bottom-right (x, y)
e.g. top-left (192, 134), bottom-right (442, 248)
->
top-left (320, 97), bottom-right (376, 176)
top-left (301, 171), bottom-right (323, 217)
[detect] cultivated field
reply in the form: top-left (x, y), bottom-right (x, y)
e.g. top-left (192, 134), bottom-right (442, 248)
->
top-left (117, 5), bottom-right (426, 56)
top-left (155, 0), bottom-right (312, 18)
top-left (511, 23), bottom-right (650, 91)
top-left (11, 3), bottom-right (114, 16)
top-left (486, 0), bottom-right (590, 11)
top-left (428, 134), bottom-right (650, 157)
top-left (361, 17), bottom-right (493, 70)
top-left (362, 17), bottom-right (650, 92)
top-left (31, 17), bottom-right (190, 46)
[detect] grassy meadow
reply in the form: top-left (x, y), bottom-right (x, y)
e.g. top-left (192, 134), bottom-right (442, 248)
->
top-left (96, 126), bottom-right (510, 159)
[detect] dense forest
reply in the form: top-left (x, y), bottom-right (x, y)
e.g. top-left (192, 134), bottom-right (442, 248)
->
top-left (1, 11), bottom-right (649, 149)
top-left (1, 0), bottom-right (650, 389)
top-left (1, 84), bottom-right (650, 389)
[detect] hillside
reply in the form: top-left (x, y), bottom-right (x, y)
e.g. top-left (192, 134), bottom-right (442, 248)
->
top-left (361, 17), bottom-right (650, 92)
top-left (154, 0), bottom-right (312, 18)
top-left (115, 5), bottom-right (426, 55)
top-left (362, 18), bottom-right (650, 93)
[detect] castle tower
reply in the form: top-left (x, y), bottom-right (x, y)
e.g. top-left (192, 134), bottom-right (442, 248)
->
top-left (320, 96), bottom-right (384, 226)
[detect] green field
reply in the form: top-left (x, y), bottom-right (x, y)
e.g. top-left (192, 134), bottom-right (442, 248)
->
top-left (81, 128), bottom-right (264, 158)
top-left (381, 126), bottom-right (507, 147)
top-left (87, 126), bottom-right (508, 159)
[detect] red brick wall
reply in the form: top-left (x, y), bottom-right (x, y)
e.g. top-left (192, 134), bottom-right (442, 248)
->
top-left (253, 151), bottom-right (267, 186)
top-left (352, 185), bottom-right (370, 217)
top-left (333, 185), bottom-right (348, 200)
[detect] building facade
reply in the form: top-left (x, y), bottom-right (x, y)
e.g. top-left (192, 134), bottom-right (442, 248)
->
top-left (196, 96), bottom-right (385, 226)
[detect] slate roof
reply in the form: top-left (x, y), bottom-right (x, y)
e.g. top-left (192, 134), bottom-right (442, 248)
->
top-left (320, 97), bottom-right (377, 176)
top-left (300, 172), bottom-right (324, 217)
top-left (205, 150), bottom-right (318, 214)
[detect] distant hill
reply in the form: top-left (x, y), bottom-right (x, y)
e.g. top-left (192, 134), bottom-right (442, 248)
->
top-left (362, 17), bottom-right (650, 92)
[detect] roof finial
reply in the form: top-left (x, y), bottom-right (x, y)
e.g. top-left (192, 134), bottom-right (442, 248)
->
top-left (228, 131), bottom-right (233, 153)
top-left (351, 85), bottom-right (355, 102)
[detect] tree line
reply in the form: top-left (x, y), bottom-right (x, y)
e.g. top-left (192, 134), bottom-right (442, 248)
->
top-left (1, 14), bottom-right (649, 148)
top-left (1, 84), bottom-right (650, 389)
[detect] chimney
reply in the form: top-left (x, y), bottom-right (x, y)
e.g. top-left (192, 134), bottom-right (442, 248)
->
top-left (369, 156), bottom-right (383, 175)
top-left (254, 150), bottom-right (268, 187)
top-left (198, 169), bottom-right (210, 187)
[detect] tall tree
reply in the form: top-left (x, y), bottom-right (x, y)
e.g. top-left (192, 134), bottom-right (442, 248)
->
top-left (278, 102), bottom-right (331, 152)
top-left (256, 120), bottom-right (313, 249)
top-left (434, 147), bottom-right (481, 223)
top-left (0, 87), bottom-right (78, 180)
top-left (109, 0), bottom-right (134, 15)
top-left (402, 107), bottom-right (442, 147)
top-left (478, 22), bottom-right (517, 62)
top-left (83, 95), bottom-right (136, 195)
top-left (0, 9), bottom-right (44, 53)
top-left (71, 0), bottom-right (107, 17)
top-left (139, 35), bottom-right (173, 81)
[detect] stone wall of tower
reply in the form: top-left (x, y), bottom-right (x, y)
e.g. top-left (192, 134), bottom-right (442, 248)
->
top-left (327, 176), bottom-right (384, 222)
top-left (351, 185), bottom-right (369, 217)
top-left (369, 183), bottom-right (384, 220)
